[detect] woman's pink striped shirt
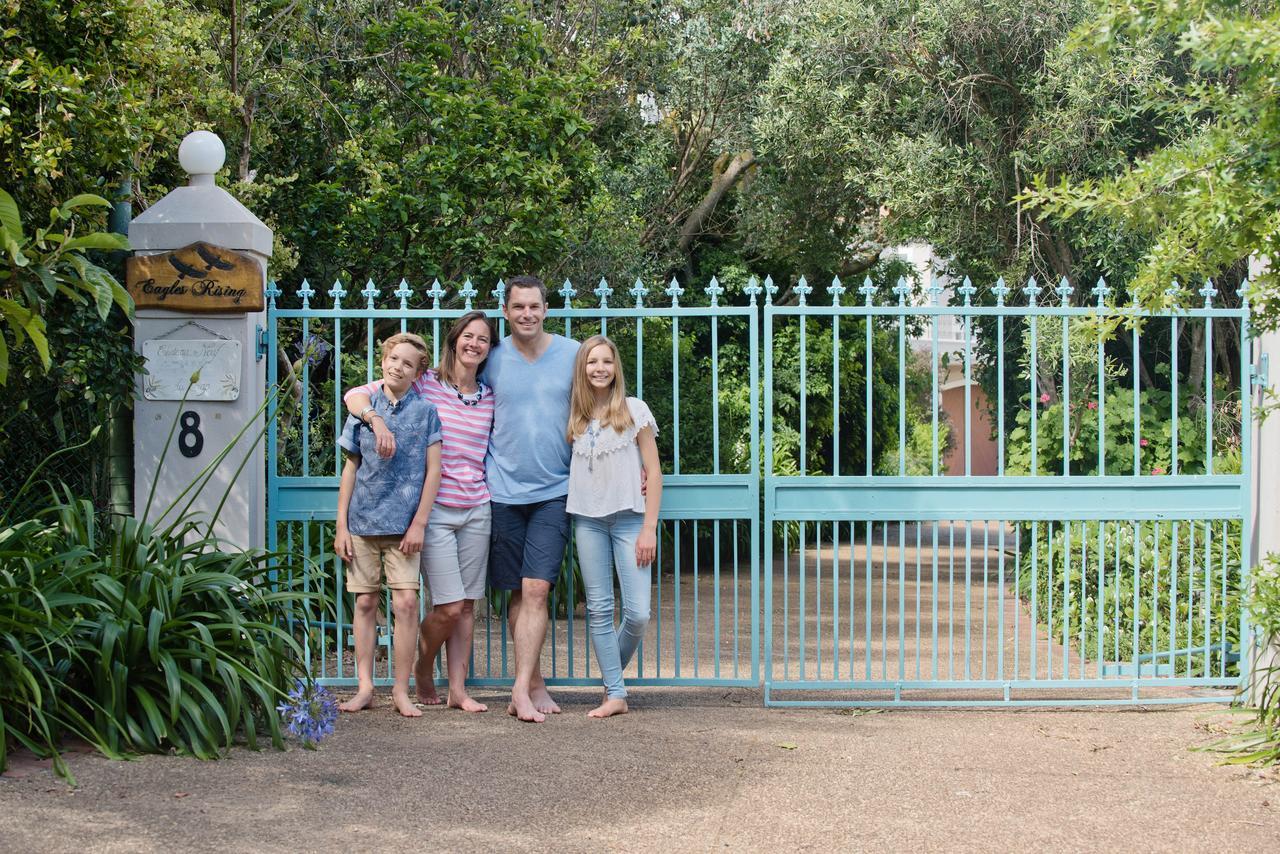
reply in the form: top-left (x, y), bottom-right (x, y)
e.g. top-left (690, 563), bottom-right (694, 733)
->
top-left (346, 370), bottom-right (493, 507)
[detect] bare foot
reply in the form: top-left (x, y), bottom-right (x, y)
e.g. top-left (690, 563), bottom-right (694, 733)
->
top-left (416, 680), bottom-right (443, 706)
top-left (338, 687), bottom-right (375, 713)
top-left (530, 686), bottom-right (561, 715)
top-left (447, 690), bottom-right (488, 713)
top-left (393, 689), bottom-right (423, 718)
top-left (506, 693), bottom-right (546, 723)
top-left (587, 698), bottom-right (629, 718)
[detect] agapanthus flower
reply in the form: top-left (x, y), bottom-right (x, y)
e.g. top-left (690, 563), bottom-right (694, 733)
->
top-left (277, 678), bottom-right (338, 747)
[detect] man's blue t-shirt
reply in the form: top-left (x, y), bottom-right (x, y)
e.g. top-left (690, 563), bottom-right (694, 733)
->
top-left (482, 333), bottom-right (577, 504)
top-left (337, 386), bottom-right (442, 536)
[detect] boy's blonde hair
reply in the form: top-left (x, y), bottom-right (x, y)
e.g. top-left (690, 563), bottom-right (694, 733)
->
top-left (380, 332), bottom-right (431, 374)
top-left (567, 335), bottom-right (633, 442)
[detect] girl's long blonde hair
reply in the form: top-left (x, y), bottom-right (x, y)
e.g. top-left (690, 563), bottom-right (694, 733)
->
top-left (567, 335), bottom-right (633, 442)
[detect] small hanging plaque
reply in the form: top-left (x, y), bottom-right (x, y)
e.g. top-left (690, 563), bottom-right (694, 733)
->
top-left (142, 339), bottom-right (241, 401)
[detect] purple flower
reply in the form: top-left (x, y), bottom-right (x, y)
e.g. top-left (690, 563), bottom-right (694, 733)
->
top-left (277, 678), bottom-right (338, 747)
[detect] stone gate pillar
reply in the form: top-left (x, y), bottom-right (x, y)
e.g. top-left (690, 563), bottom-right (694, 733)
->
top-left (1248, 255), bottom-right (1278, 702)
top-left (127, 131), bottom-right (272, 551)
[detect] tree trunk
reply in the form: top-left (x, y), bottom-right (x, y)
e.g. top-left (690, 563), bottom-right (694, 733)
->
top-left (676, 150), bottom-right (755, 255)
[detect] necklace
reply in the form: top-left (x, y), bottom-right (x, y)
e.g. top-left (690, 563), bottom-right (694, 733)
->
top-left (450, 381), bottom-right (483, 406)
top-left (586, 422), bottom-right (601, 472)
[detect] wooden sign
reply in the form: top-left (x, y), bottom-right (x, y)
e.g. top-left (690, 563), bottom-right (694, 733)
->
top-left (127, 243), bottom-right (264, 312)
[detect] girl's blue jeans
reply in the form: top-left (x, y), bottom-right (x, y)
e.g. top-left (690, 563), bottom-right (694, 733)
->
top-left (573, 511), bottom-right (652, 699)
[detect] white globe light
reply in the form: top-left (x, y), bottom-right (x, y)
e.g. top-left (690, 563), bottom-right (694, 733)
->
top-left (178, 131), bottom-right (226, 178)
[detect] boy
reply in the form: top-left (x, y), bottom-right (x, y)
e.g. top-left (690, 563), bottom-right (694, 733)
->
top-left (334, 332), bottom-right (442, 717)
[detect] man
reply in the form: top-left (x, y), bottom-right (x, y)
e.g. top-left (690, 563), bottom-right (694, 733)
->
top-left (481, 275), bottom-right (578, 722)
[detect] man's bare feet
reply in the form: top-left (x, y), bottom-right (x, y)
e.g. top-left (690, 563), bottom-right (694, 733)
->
top-left (530, 685), bottom-right (561, 715)
top-left (447, 690), bottom-right (488, 713)
top-left (416, 679), bottom-right (443, 706)
top-left (393, 689), bottom-right (423, 718)
top-left (506, 693), bottom-right (546, 723)
top-left (587, 697), bottom-right (629, 718)
top-left (338, 687), bottom-right (376, 713)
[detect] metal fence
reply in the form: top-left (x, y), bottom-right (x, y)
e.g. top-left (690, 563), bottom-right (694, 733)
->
top-left (265, 273), bottom-right (1255, 707)
top-left (266, 277), bottom-right (760, 691)
top-left (763, 275), bottom-right (1253, 706)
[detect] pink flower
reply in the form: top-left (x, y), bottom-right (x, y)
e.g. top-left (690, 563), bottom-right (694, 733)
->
top-left (1152, 466), bottom-right (1165, 475)
top-left (1086, 401), bottom-right (1097, 410)
top-left (1139, 438), bottom-right (1149, 447)
top-left (1039, 393), bottom-right (1050, 404)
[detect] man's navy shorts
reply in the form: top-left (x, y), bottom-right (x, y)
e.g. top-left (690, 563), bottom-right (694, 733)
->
top-left (488, 497), bottom-right (570, 591)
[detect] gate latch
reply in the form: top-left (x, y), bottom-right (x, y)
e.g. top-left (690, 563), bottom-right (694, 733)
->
top-left (256, 324), bottom-right (268, 363)
top-left (1253, 352), bottom-right (1269, 392)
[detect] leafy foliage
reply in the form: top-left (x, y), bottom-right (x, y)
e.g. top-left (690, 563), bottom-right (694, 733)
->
top-left (0, 492), bottom-right (322, 781)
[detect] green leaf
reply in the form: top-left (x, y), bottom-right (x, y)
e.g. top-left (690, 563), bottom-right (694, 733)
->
top-left (61, 232), bottom-right (129, 253)
top-left (0, 189), bottom-right (22, 242)
top-left (59, 194), bottom-right (110, 216)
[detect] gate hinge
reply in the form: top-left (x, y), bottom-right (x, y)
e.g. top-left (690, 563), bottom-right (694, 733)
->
top-left (1252, 352), bottom-right (1269, 391)
top-left (255, 324), bottom-right (267, 362)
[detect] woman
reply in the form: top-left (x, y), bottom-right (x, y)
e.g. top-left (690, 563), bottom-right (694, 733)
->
top-left (344, 311), bottom-right (495, 712)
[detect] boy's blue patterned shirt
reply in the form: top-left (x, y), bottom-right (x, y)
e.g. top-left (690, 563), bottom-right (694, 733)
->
top-left (338, 385), bottom-right (442, 536)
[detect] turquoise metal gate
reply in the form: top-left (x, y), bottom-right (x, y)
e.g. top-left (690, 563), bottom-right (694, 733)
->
top-left (266, 277), bottom-right (759, 690)
top-left (763, 276), bottom-right (1254, 707)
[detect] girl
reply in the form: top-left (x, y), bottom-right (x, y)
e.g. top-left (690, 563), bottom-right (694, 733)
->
top-left (343, 311), bottom-right (495, 713)
top-left (565, 334), bottom-right (662, 718)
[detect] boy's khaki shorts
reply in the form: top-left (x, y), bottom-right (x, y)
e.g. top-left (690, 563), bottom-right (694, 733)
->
top-left (347, 534), bottom-right (421, 593)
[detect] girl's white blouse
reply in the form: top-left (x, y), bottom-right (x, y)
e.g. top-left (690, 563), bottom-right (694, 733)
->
top-left (565, 397), bottom-right (657, 518)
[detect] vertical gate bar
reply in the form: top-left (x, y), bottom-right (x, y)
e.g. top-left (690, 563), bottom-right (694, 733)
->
top-left (800, 313), bottom-right (808, 472)
top-left (865, 313), bottom-right (873, 475)
top-left (1205, 318), bottom-right (1214, 474)
top-left (656, 524), bottom-right (663, 678)
top-left (1153, 520), bottom-right (1162, 673)
top-left (711, 314), bottom-right (720, 473)
top-left (1203, 520), bottom-right (1211, 677)
top-left (1113, 522), bottom-right (1121, 667)
top-left (693, 520), bottom-right (700, 678)
top-left (674, 520), bottom-right (682, 678)
top-left (1132, 323), bottom-right (1140, 476)
top-left (672, 316), bottom-right (681, 475)
top-left (1098, 313), bottom-right (1106, 475)
top-left (849, 520), bottom-right (856, 680)
top-left (964, 521), bottom-right (972, 680)
top-left (800, 520), bottom-right (807, 678)
top-left (1097, 521), bottom-right (1105, 674)
top-left (1014, 524), bottom-right (1021, 679)
top-left (783, 522), bottom-right (790, 680)
top-left (1063, 522), bottom-right (1071, 678)
top-left (301, 315), bottom-right (311, 477)
top-left (898, 519), bottom-right (906, 682)
top-left (333, 314), bottom-right (343, 477)
top-left (817, 522), bottom-right (824, 679)
top-left (762, 298), bottom-right (771, 692)
top-left (964, 301), bottom-right (972, 476)
top-left (733, 519), bottom-right (740, 678)
top-left (567, 529), bottom-right (576, 677)
top-left (998, 521), bottom-right (1006, 683)
top-left (932, 279), bottom-right (940, 475)
top-left (899, 304), bottom-right (907, 475)
top-left (833, 310), bottom-right (841, 475)
top-left (1079, 522), bottom-right (1087, 679)
top-left (1187, 522), bottom-right (1196, 675)
top-left (1062, 309), bottom-right (1070, 475)
top-left (882, 521), bottom-right (889, 679)
top-left (1132, 520), bottom-right (1141, 699)
top-left (750, 301), bottom-right (761, 685)
top-left (948, 522), bottom-right (955, 679)
top-left (635, 315), bottom-right (643, 401)
top-left (982, 523), bottom-right (990, 680)
top-left (1030, 308), bottom-right (1040, 476)
top-left (1046, 521), bottom-right (1054, 681)
top-left (1031, 521), bottom-right (1039, 679)
top-left (998, 297), bottom-right (1006, 475)
top-left (916, 521), bottom-right (923, 680)
top-left (833, 520), bottom-right (840, 681)
top-left (1170, 520), bottom-right (1179, 675)
top-left (932, 520), bottom-right (940, 680)
top-left (1171, 315), bottom-right (1179, 474)
top-left (1220, 520), bottom-right (1228, 676)
top-left (866, 520), bottom-right (873, 679)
